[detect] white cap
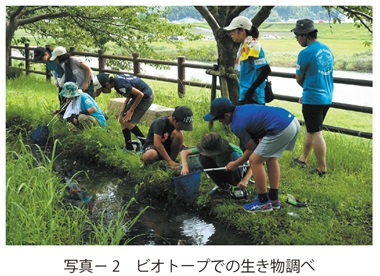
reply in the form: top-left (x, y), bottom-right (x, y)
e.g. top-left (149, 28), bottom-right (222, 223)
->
top-left (50, 46), bottom-right (67, 61)
top-left (224, 16), bottom-right (252, 31)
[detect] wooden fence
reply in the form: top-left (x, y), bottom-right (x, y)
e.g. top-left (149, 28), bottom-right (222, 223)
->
top-left (9, 44), bottom-right (373, 139)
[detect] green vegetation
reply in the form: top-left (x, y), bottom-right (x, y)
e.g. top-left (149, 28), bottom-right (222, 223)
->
top-left (151, 22), bottom-right (372, 72)
top-left (6, 137), bottom-right (147, 245)
top-left (6, 74), bottom-right (372, 245)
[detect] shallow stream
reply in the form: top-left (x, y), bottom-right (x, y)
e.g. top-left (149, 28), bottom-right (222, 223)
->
top-left (55, 159), bottom-right (249, 246)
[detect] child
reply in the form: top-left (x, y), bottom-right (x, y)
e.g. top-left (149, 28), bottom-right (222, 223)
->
top-left (142, 106), bottom-right (193, 167)
top-left (95, 73), bottom-right (154, 151)
top-left (204, 97), bottom-right (300, 212)
top-left (60, 82), bottom-right (106, 129)
top-left (180, 132), bottom-right (252, 196)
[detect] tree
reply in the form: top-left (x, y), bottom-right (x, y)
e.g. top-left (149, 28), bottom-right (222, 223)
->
top-left (6, 6), bottom-right (198, 72)
top-left (325, 6), bottom-right (372, 34)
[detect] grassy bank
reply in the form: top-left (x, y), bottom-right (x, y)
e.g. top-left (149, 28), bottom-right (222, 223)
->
top-left (6, 74), bottom-right (372, 245)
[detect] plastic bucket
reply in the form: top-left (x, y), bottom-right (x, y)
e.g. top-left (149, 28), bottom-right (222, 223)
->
top-left (172, 170), bottom-right (201, 202)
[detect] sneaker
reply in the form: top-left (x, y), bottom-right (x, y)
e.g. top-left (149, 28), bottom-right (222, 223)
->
top-left (207, 185), bottom-right (230, 197)
top-left (243, 197), bottom-right (273, 212)
top-left (292, 157), bottom-right (307, 168)
top-left (310, 168), bottom-right (328, 177)
top-left (270, 199), bottom-right (281, 210)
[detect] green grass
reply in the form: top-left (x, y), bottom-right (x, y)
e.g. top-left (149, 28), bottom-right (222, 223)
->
top-left (6, 73), bottom-right (372, 245)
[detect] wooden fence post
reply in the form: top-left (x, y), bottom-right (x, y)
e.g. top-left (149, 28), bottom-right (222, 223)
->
top-left (219, 66), bottom-right (229, 99)
top-left (45, 45), bottom-right (51, 81)
top-left (133, 52), bottom-right (140, 75)
top-left (209, 64), bottom-right (218, 130)
top-left (98, 49), bottom-right (105, 72)
top-left (178, 56), bottom-right (186, 97)
top-left (25, 43), bottom-right (30, 75)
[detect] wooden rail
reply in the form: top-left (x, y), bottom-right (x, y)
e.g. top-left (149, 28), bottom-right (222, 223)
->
top-left (8, 44), bottom-right (373, 139)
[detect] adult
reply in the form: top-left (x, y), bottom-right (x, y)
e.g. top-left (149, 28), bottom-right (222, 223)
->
top-left (204, 98), bottom-right (300, 212)
top-left (180, 132), bottom-right (252, 196)
top-left (50, 46), bottom-right (96, 98)
top-left (95, 73), bottom-right (154, 151)
top-left (224, 16), bottom-right (271, 105)
top-left (142, 106), bottom-right (193, 167)
top-left (60, 82), bottom-right (106, 129)
top-left (291, 19), bottom-right (334, 176)
top-left (33, 46), bottom-right (65, 111)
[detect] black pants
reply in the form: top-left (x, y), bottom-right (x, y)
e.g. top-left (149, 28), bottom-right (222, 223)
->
top-left (198, 153), bottom-right (244, 188)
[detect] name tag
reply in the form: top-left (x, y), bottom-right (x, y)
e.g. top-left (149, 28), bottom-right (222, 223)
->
top-left (254, 58), bottom-right (266, 65)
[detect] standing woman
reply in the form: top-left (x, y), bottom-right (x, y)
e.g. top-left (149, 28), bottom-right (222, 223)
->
top-left (224, 16), bottom-right (271, 105)
top-left (50, 46), bottom-right (96, 98)
top-left (33, 46), bottom-right (66, 111)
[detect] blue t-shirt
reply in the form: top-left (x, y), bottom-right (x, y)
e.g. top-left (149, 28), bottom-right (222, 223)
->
top-left (296, 41), bottom-right (334, 105)
top-left (231, 104), bottom-right (295, 145)
top-left (239, 37), bottom-right (269, 104)
top-left (46, 60), bottom-right (64, 78)
top-left (79, 93), bottom-right (106, 127)
top-left (114, 74), bottom-right (153, 99)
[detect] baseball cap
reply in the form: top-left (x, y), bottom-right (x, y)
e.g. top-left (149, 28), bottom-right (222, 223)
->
top-left (96, 73), bottom-right (110, 88)
top-left (291, 19), bottom-right (317, 34)
top-left (33, 47), bottom-right (46, 62)
top-left (172, 106), bottom-right (193, 131)
top-left (203, 97), bottom-right (234, 121)
top-left (50, 46), bottom-right (67, 61)
top-left (224, 16), bottom-right (252, 31)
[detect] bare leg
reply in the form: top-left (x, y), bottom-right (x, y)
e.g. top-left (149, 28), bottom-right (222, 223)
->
top-left (169, 130), bottom-right (184, 161)
top-left (299, 132), bottom-right (313, 163)
top-left (312, 131), bottom-right (327, 172)
top-left (249, 153), bottom-right (268, 194)
top-left (266, 157), bottom-right (280, 190)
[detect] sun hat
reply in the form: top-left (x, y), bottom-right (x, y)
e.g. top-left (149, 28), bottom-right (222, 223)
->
top-left (197, 132), bottom-right (230, 157)
top-left (96, 73), bottom-right (111, 88)
top-left (172, 106), bottom-right (193, 131)
top-left (291, 19), bottom-right (317, 34)
top-left (59, 82), bottom-right (82, 98)
top-left (224, 16), bottom-right (252, 31)
top-left (203, 97), bottom-right (235, 122)
top-left (50, 46), bottom-right (67, 61)
top-left (33, 47), bottom-right (46, 62)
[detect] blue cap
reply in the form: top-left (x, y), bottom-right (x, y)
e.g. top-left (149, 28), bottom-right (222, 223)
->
top-left (96, 73), bottom-right (110, 87)
top-left (203, 97), bottom-right (234, 121)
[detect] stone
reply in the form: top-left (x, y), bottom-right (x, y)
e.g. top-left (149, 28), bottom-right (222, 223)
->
top-left (107, 98), bottom-right (174, 126)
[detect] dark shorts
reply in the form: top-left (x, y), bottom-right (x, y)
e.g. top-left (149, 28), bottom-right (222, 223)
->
top-left (302, 104), bottom-right (331, 133)
top-left (143, 143), bottom-right (171, 161)
top-left (121, 95), bottom-right (154, 125)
